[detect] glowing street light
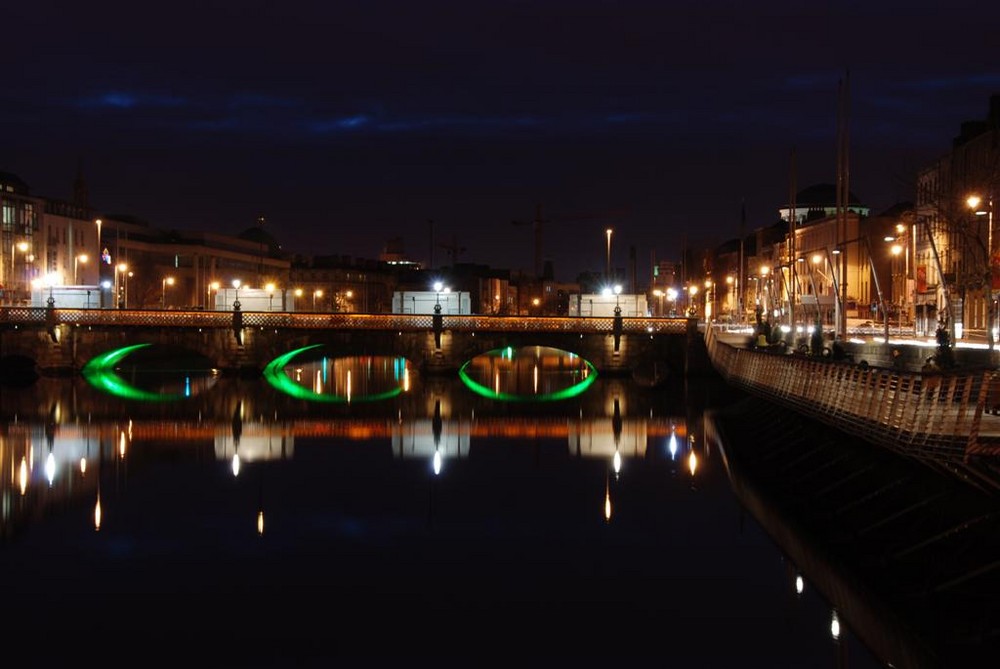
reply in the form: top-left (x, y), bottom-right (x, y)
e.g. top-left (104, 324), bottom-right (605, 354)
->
top-left (232, 279), bottom-right (242, 310)
top-left (208, 280), bottom-right (220, 309)
top-left (969, 193), bottom-right (996, 350)
top-left (116, 263), bottom-right (128, 309)
top-left (606, 228), bottom-right (613, 279)
top-left (74, 254), bottom-right (88, 284)
top-left (433, 280), bottom-right (444, 314)
top-left (266, 282), bottom-right (276, 311)
top-left (161, 276), bottom-right (175, 309)
top-left (313, 288), bottom-right (323, 311)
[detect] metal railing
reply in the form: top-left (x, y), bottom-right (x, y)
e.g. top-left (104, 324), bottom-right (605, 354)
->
top-left (704, 326), bottom-right (1000, 492)
top-left (0, 306), bottom-right (690, 335)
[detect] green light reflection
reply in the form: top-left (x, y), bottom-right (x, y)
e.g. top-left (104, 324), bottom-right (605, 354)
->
top-left (458, 346), bottom-right (597, 402)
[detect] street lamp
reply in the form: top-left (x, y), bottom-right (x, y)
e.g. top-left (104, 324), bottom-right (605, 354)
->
top-left (433, 280), bottom-right (444, 314)
top-left (161, 276), bottom-right (175, 309)
top-left (207, 280), bottom-right (220, 310)
top-left (116, 263), bottom-right (128, 309)
top-left (232, 279), bottom-right (241, 310)
top-left (313, 288), bottom-right (322, 311)
top-left (969, 194), bottom-right (996, 349)
top-left (653, 289), bottom-right (664, 317)
top-left (266, 282), bottom-right (275, 311)
top-left (74, 254), bottom-right (88, 285)
top-left (606, 228), bottom-right (613, 279)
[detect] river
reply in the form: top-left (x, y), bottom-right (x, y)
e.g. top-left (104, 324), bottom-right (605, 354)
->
top-left (0, 345), bottom-right (905, 665)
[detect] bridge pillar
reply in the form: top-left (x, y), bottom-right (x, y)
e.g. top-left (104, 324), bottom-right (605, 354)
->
top-left (232, 304), bottom-right (243, 346)
top-left (433, 304), bottom-right (443, 350)
top-left (613, 306), bottom-right (622, 352)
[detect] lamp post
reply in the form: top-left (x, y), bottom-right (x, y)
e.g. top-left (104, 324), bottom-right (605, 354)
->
top-left (606, 228), bottom-right (613, 280)
top-left (232, 279), bottom-right (241, 311)
top-left (161, 276), bottom-right (174, 309)
top-left (653, 289), bottom-right (664, 317)
top-left (969, 194), bottom-right (995, 350)
top-left (208, 280), bottom-right (220, 310)
top-left (312, 288), bottom-right (322, 311)
top-left (613, 283), bottom-right (622, 316)
top-left (74, 254), bottom-right (88, 285)
top-left (266, 283), bottom-right (275, 311)
top-left (116, 263), bottom-right (128, 309)
top-left (433, 280), bottom-right (443, 314)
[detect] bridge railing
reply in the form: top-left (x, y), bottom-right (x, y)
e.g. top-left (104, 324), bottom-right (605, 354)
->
top-left (0, 307), bottom-right (690, 334)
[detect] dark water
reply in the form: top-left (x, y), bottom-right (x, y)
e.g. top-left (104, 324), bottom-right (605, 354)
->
top-left (0, 347), bottom-right (894, 665)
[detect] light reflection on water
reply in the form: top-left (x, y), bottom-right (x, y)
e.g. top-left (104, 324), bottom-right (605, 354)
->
top-left (0, 351), bottom-right (883, 666)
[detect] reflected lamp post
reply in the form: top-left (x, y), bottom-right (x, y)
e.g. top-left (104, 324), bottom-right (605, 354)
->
top-left (161, 276), bottom-right (174, 309)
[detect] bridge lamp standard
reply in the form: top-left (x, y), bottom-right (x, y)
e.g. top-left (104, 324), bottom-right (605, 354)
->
top-left (232, 279), bottom-right (241, 311)
top-left (613, 283), bottom-right (622, 316)
top-left (433, 280), bottom-right (444, 314)
top-left (313, 289), bottom-right (323, 311)
top-left (688, 284), bottom-right (698, 318)
top-left (161, 276), bottom-right (175, 309)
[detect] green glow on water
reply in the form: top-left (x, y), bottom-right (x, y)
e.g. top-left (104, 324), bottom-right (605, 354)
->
top-left (458, 347), bottom-right (597, 402)
top-left (262, 344), bottom-right (408, 403)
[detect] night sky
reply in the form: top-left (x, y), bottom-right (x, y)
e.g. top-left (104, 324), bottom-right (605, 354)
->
top-left (5, 1), bottom-right (1000, 282)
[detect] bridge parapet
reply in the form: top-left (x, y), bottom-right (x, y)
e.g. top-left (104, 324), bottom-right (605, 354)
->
top-left (0, 307), bottom-right (693, 377)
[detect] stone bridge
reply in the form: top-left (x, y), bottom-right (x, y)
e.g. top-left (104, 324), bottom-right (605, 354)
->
top-left (0, 307), bottom-right (703, 379)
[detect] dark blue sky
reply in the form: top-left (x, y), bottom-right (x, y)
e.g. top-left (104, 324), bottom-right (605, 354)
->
top-left (5, 1), bottom-right (1000, 281)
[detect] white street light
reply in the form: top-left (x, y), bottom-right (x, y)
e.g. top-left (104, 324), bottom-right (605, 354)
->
top-left (161, 276), bottom-right (175, 309)
top-left (606, 228), bottom-right (613, 279)
top-left (74, 254), bottom-right (88, 284)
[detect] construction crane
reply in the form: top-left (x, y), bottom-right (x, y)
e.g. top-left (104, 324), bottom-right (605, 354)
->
top-left (512, 203), bottom-right (629, 278)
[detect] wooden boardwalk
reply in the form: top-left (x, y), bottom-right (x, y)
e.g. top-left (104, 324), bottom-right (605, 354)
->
top-left (705, 326), bottom-right (1000, 494)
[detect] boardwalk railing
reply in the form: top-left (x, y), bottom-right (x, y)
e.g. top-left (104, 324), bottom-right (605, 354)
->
top-left (704, 326), bottom-right (1000, 492)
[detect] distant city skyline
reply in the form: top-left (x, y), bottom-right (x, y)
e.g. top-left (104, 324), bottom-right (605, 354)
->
top-left (6, 1), bottom-right (999, 281)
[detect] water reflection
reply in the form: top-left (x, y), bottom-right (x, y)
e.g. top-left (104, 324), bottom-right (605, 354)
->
top-left (0, 355), bottom-right (894, 666)
top-left (263, 345), bottom-right (413, 402)
top-left (81, 342), bottom-right (219, 400)
top-left (459, 345), bottom-right (596, 400)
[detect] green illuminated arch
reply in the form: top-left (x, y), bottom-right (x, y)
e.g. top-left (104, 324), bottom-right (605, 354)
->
top-left (81, 343), bottom-right (189, 401)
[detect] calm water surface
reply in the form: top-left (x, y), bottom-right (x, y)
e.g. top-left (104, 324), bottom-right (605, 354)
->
top-left (0, 347), bottom-right (886, 666)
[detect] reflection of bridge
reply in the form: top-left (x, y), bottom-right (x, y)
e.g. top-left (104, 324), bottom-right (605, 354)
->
top-left (0, 306), bottom-right (698, 376)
